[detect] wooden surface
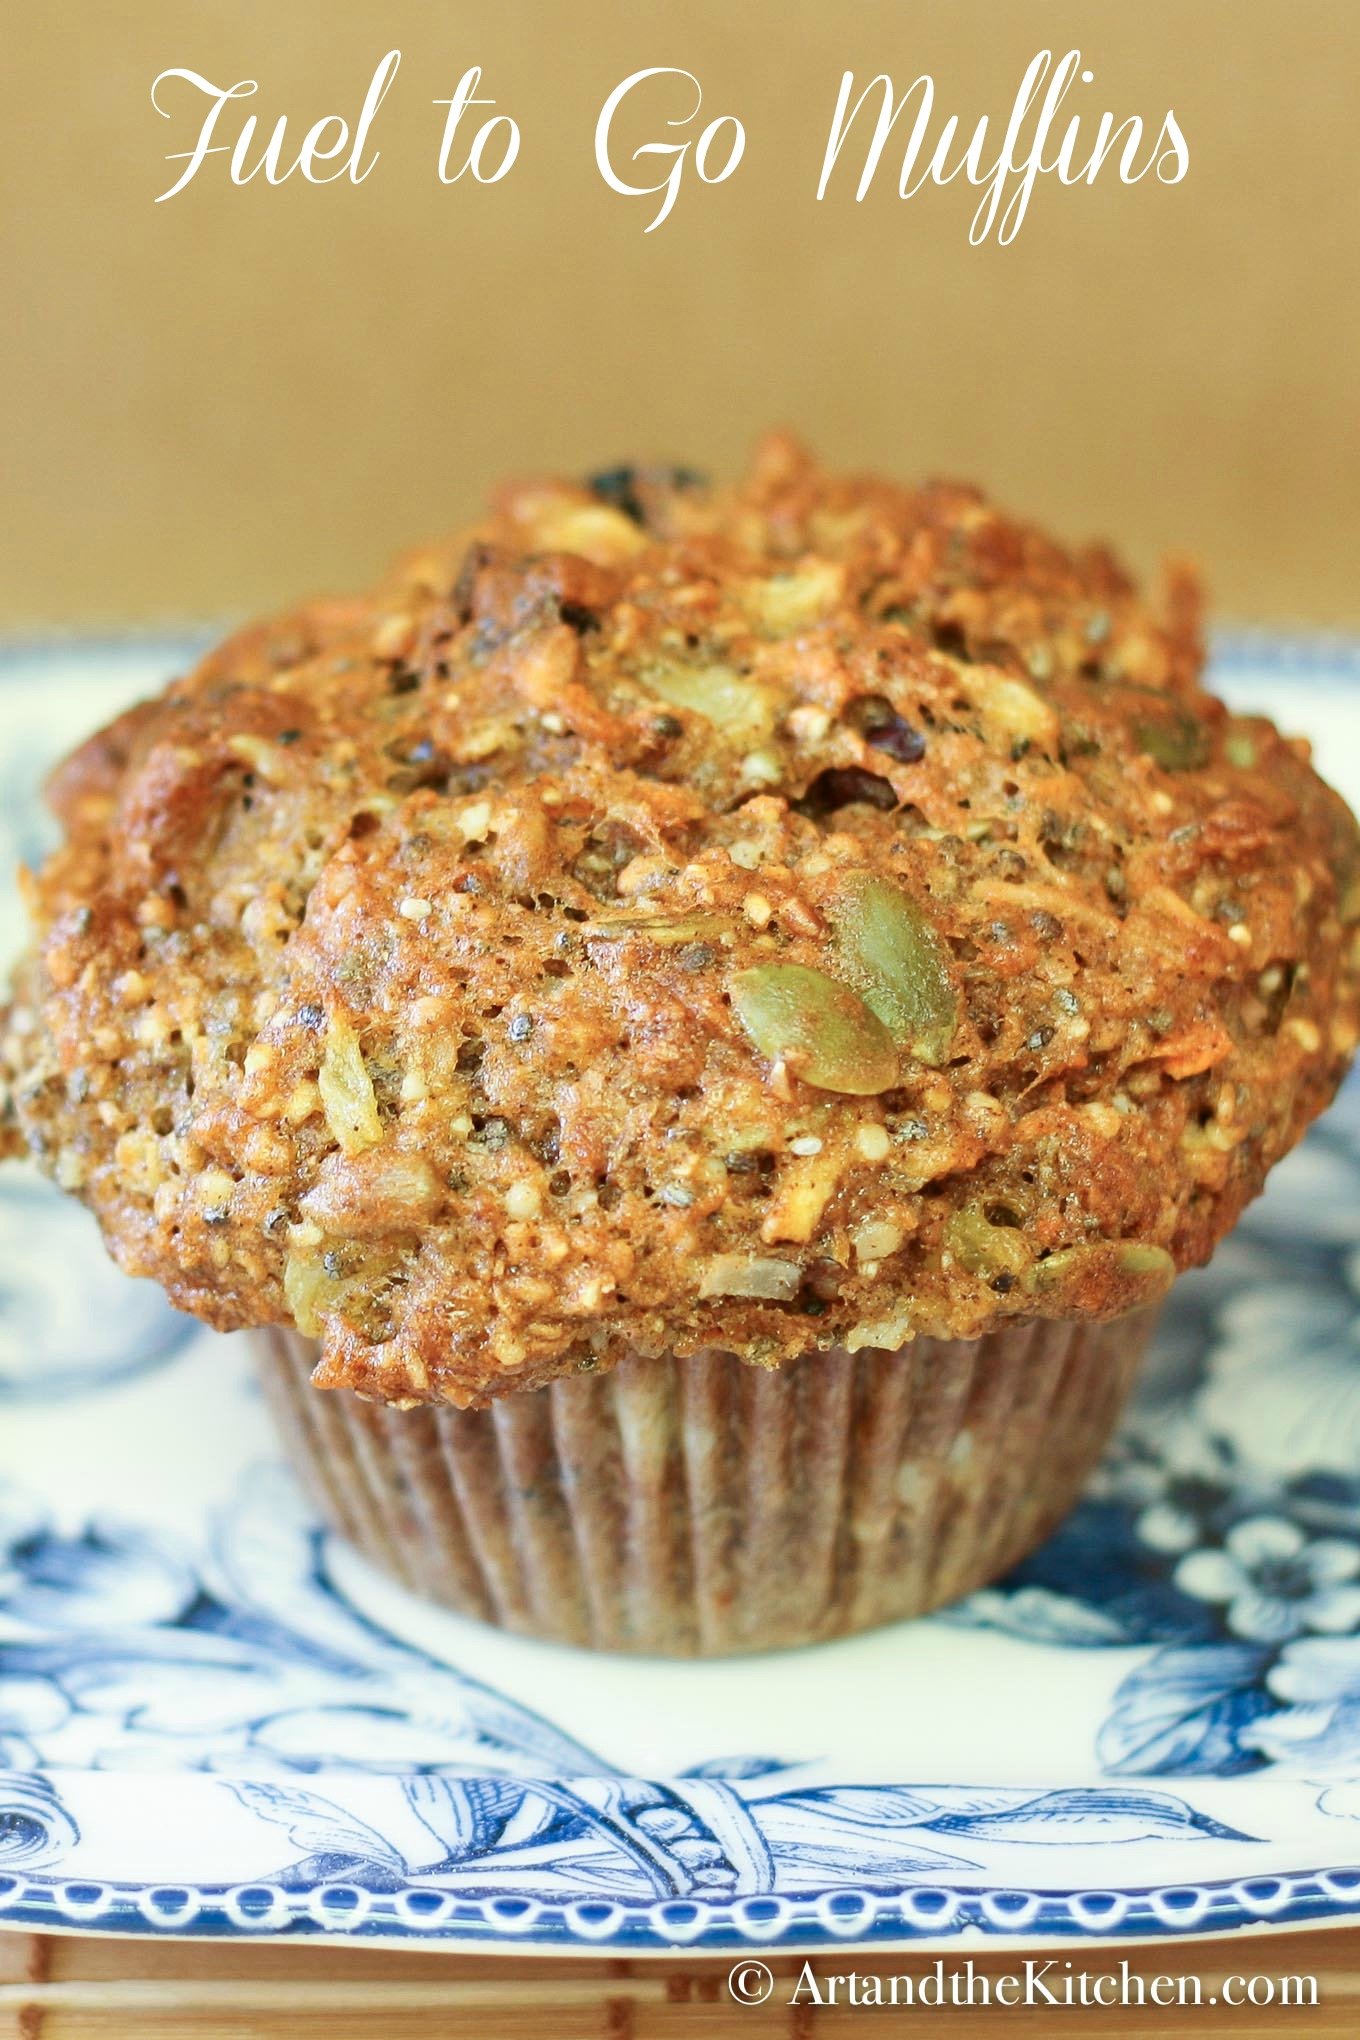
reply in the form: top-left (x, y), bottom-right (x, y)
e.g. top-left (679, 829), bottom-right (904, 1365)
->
top-left (0, 1927), bottom-right (1357, 2037)
top-left (5, 0), bottom-right (1360, 630)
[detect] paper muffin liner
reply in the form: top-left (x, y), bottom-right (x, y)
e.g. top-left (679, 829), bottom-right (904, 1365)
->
top-left (251, 1309), bottom-right (1158, 1657)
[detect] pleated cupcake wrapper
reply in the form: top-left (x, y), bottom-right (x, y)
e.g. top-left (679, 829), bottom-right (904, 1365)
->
top-left (252, 1310), bottom-right (1157, 1657)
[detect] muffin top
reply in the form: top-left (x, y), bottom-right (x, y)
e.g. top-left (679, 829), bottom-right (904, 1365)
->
top-left (3, 435), bottom-right (1358, 1406)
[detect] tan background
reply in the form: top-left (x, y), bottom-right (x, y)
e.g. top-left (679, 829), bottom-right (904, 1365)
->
top-left (2, 0), bottom-right (1357, 630)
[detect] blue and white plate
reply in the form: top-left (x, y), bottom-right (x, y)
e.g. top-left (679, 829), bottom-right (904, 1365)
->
top-left (0, 632), bottom-right (1359, 1954)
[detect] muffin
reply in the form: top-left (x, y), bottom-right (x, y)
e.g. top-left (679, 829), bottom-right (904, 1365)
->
top-left (3, 435), bottom-right (1357, 1655)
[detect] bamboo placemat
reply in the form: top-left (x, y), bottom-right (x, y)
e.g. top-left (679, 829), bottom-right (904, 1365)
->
top-left (0, 1927), bottom-right (1357, 2038)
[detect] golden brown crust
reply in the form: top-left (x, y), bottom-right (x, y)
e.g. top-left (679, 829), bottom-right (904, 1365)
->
top-left (4, 434), bottom-right (1358, 1406)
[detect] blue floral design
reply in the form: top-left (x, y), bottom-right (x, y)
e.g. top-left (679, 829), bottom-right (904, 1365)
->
top-left (0, 1466), bottom-right (1266, 1937)
top-left (1174, 1517), bottom-right (1360, 1643)
top-left (0, 1467), bottom-right (609, 1780)
top-left (0, 1760), bottom-right (1277, 1947)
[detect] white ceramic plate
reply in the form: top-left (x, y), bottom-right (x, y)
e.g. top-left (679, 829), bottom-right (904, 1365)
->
top-left (0, 632), bottom-right (1358, 1954)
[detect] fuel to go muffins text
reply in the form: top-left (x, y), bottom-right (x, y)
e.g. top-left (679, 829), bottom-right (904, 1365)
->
top-left (149, 47), bottom-right (1188, 243)
top-left (726, 1957), bottom-right (1320, 2010)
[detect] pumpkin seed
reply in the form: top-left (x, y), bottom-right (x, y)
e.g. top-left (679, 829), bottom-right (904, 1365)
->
top-left (730, 963), bottom-right (899, 1095)
top-left (640, 662), bottom-right (773, 739)
top-left (827, 873), bottom-right (957, 1066)
top-left (1115, 1242), bottom-right (1177, 1280)
top-left (1026, 1244), bottom-right (1088, 1292)
top-left (946, 1207), bottom-right (1032, 1279)
top-left (1024, 1239), bottom-right (1176, 1308)
top-left (1135, 711), bottom-right (1209, 771)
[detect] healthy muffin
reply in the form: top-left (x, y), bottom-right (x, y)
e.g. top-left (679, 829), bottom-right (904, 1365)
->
top-left (4, 435), bottom-right (1358, 1653)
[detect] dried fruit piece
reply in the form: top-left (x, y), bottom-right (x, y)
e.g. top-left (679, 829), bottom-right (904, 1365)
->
top-left (761, 1147), bottom-right (844, 1243)
top-left (730, 963), bottom-right (899, 1095)
top-left (827, 874), bottom-right (957, 1066)
top-left (847, 696), bottom-right (926, 762)
top-left (586, 463), bottom-right (707, 524)
top-left (283, 1246), bottom-right (328, 1337)
top-left (300, 1150), bottom-right (439, 1228)
top-left (318, 1015), bottom-right (383, 1156)
top-left (283, 1238), bottom-right (403, 1340)
top-left (1145, 1016), bottom-right (1234, 1081)
top-left (799, 766), bottom-right (897, 815)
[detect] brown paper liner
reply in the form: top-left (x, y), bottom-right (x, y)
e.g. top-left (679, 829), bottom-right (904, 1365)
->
top-left (251, 1310), bottom-right (1157, 1657)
